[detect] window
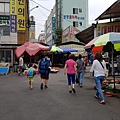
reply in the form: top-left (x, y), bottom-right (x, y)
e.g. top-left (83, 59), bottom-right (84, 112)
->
top-left (5, 3), bottom-right (9, 12)
top-left (79, 22), bottom-right (82, 26)
top-left (73, 8), bottom-right (78, 14)
top-left (0, 26), bottom-right (10, 36)
top-left (73, 21), bottom-right (78, 27)
top-left (79, 8), bottom-right (82, 13)
top-left (0, 3), bottom-right (4, 12)
top-left (0, 2), bottom-right (10, 13)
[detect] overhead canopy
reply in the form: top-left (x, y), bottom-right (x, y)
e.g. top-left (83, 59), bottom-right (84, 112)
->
top-left (75, 26), bottom-right (94, 44)
top-left (95, 0), bottom-right (120, 20)
top-left (14, 42), bottom-right (50, 57)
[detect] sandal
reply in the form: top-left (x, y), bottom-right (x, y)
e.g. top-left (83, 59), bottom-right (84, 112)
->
top-left (94, 95), bottom-right (99, 99)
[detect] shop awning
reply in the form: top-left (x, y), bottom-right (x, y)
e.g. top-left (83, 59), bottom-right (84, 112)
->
top-left (75, 26), bottom-right (94, 44)
top-left (95, 0), bottom-right (120, 20)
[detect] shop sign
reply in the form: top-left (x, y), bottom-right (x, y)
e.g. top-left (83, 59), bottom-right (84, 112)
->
top-left (10, 15), bottom-right (17, 33)
top-left (63, 27), bottom-right (69, 36)
top-left (97, 22), bottom-right (120, 36)
top-left (10, 0), bottom-right (17, 14)
top-left (0, 15), bottom-right (10, 20)
top-left (64, 15), bottom-right (84, 20)
top-left (17, 0), bottom-right (26, 31)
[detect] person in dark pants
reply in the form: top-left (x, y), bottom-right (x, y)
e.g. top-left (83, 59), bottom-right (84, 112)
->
top-left (64, 54), bottom-right (77, 93)
top-left (38, 54), bottom-right (51, 90)
top-left (76, 54), bottom-right (85, 87)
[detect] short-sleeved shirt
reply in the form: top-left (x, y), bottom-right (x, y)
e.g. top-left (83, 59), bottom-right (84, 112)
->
top-left (65, 59), bottom-right (76, 74)
top-left (19, 57), bottom-right (24, 66)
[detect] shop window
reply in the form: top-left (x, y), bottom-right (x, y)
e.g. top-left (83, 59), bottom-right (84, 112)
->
top-left (73, 8), bottom-right (78, 14)
top-left (0, 26), bottom-right (10, 36)
top-left (73, 21), bottom-right (78, 27)
top-left (0, 50), bottom-right (11, 63)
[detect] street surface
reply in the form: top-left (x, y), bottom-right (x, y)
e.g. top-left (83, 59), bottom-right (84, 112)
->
top-left (0, 67), bottom-right (120, 120)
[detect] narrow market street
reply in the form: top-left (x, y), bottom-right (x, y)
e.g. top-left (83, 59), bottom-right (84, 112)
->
top-left (0, 66), bottom-right (120, 120)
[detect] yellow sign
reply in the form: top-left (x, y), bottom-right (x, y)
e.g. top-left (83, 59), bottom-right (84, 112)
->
top-left (10, 0), bottom-right (17, 14)
top-left (96, 22), bottom-right (120, 37)
top-left (30, 31), bottom-right (35, 39)
top-left (17, 0), bottom-right (26, 31)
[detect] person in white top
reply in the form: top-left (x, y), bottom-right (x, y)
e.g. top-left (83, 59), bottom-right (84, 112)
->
top-left (19, 54), bottom-right (24, 76)
top-left (90, 52), bottom-right (107, 105)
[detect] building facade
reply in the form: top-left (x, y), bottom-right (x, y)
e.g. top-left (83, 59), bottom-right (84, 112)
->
top-left (44, 5), bottom-right (56, 45)
top-left (45, 0), bottom-right (88, 45)
top-left (0, 0), bottom-right (29, 66)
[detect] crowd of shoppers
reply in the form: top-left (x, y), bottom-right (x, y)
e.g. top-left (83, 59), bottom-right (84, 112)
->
top-left (18, 52), bottom-right (107, 105)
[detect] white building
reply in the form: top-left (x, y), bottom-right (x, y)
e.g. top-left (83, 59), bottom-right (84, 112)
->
top-left (45, 0), bottom-right (88, 45)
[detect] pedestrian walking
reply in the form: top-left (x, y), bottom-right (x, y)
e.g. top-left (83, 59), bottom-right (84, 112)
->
top-left (90, 52), bottom-right (107, 105)
top-left (27, 63), bottom-right (36, 90)
top-left (18, 54), bottom-right (24, 76)
top-left (76, 54), bottom-right (85, 87)
top-left (38, 54), bottom-right (51, 90)
top-left (64, 54), bottom-right (77, 93)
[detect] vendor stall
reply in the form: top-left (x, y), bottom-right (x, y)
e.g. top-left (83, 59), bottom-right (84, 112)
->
top-left (0, 63), bottom-right (10, 75)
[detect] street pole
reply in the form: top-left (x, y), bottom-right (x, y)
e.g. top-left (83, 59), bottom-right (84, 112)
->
top-left (28, 5), bottom-right (39, 42)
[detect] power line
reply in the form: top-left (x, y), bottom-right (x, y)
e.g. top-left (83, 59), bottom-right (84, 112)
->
top-left (30, 1), bottom-right (48, 18)
top-left (31, 0), bottom-right (51, 12)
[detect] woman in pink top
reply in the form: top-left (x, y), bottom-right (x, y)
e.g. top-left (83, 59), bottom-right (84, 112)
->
top-left (64, 54), bottom-right (77, 93)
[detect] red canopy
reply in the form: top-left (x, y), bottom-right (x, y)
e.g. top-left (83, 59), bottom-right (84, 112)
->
top-left (26, 43), bottom-right (50, 56)
top-left (14, 42), bottom-right (50, 58)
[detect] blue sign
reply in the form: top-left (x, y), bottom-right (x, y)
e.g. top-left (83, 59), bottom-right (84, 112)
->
top-left (10, 15), bottom-right (17, 33)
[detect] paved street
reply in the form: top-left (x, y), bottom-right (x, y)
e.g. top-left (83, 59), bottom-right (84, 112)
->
top-left (0, 67), bottom-right (120, 120)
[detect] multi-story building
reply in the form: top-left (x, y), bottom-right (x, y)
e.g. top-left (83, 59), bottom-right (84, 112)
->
top-left (0, 0), bottom-right (29, 66)
top-left (45, 0), bottom-right (88, 45)
top-left (45, 5), bottom-right (56, 45)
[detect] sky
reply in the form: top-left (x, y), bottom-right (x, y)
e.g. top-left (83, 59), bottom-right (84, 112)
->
top-left (30, 0), bottom-right (117, 39)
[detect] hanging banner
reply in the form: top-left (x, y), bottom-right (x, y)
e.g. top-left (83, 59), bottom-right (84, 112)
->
top-left (10, 0), bottom-right (17, 15)
top-left (17, 0), bottom-right (26, 31)
top-left (10, 15), bottom-right (17, 33)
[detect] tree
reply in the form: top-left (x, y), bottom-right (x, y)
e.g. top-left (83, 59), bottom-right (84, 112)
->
top-left (54, 28), bottom-right (63, 45)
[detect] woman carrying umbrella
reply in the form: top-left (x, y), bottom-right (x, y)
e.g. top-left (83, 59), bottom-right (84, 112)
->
top-left (90, 52), bottom-right (107, 105)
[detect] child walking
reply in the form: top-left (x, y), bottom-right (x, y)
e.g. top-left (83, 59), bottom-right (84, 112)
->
top-left (27, 63), bottom-right (36, 90)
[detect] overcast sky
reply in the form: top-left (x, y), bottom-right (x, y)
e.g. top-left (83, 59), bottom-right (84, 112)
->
top-left (30, 0), bottom-right (117, 38)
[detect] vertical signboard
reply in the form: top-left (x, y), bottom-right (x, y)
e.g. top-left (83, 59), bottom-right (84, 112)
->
top-left (10, 15), bottom-right (17, 33)
top-left (10, 0), bottom-right (17, 15)
top-left (17, 0), bottom-right (26, 31)
top-left (10, 0), bottom-right (17, 33)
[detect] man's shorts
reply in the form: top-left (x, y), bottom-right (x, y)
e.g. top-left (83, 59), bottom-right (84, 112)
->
top-left (40, 73), bottom-right (49, 80)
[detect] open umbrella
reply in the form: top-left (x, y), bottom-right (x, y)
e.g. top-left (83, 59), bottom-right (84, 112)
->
top-left (26, 43), bottom-right (50, 56)
top-left (14, 42), bottom-right (34, 58)
top-left (85, 32), bottom-right (120, 91)
top-left (49, 46), bottom-right (63, 52)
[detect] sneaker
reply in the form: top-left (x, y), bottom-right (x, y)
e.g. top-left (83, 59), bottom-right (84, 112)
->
top-left (80, 85), bottom-right (82, 88)
top-left (69, 90), bottom-right (72, 93)
top-left (94, 95), bottom-right (99, 99)
top-left (30, 85), bottom-right (33, 90)
top-left (72, 88), bottom-right (76, 93)
top-left (40, 83), bottom-right (43, 90)
top-left (44, 85), bottom-right (48, 89)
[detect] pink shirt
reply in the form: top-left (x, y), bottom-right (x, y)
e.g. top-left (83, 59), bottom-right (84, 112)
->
top-left (66, 59), bottom-right (76, 74)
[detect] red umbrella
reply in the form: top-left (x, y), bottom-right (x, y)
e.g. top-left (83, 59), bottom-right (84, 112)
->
top-left (14, 42), bottom-right (34, 58)
top-left (14, 42), bottom-right (49, 57)
top-left (26, 43), bottom-right (50, 56)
